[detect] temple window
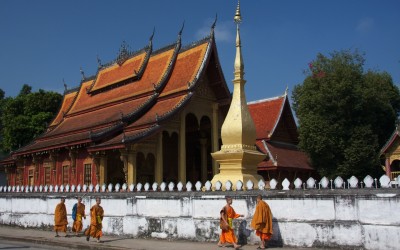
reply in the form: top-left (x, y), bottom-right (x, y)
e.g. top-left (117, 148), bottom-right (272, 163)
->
top-left (44, 166), bottom-right (51, 185)
top-left (28, 169), bottom-right (34, 186)
top-left (84, 163), bottom-right (92, 185)
top-left (62, 165), bottom-right (69, 185)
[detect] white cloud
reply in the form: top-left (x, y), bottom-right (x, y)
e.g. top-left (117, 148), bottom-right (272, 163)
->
top-left (356, 17), bottom-right (374, 34)
top-left (195, 18), bottom-right (234, 43)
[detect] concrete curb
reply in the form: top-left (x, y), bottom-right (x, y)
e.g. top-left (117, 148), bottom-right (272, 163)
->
top-left (0, 235), bottom-right (131, 250)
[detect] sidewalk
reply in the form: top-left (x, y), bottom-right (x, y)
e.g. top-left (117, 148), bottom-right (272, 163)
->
top-left (0, 225), bottom-right (328, 250)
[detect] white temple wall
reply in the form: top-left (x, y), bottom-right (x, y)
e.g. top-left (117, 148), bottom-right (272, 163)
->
top-left (0, 191), bottom-right (399, 250)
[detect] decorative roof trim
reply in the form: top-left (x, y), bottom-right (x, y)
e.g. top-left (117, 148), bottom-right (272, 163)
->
top-left (187, 36), bottom-right (214, 91)
top-left (381, 129), bottom-right (400, 154)
top-left (48, 89), bottom-right (80, 130)
top-left (89, 93), bottom-right (159, 142)
top-left (180, 36), bottom-right (210, 54)
top-left (122, 93), bottom-right (159, 124)
top-left (157, 92), bottom-right (193, 123)
top-left (154, 28), bottom-right (183, 93)
top-left (89, 121), bottom-right (124, 142)
top-left (64, 85), bottom-right (80, 95)
top-left (86, 29), bottom-right (156, 94)
top-left (13, 139), bottom-right (92, 157)
top-left (122, 124), bottom-right (162, 144)
top-left (86, 46), bottom-right (151, 95)
top-left (268, 91), bottom-right (288, 138)
top-left (261, 139), bottom-right (277, 166)
top-left (247, 93), bottom-right (285, 105)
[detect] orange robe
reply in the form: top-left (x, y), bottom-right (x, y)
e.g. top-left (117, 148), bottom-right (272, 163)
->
top-left (251, 200), bottom-right (273, 241)
top-left (85, 204), bottom-right (104, 238)
top-left (219, 206), bottom-right (240, 244)
top-left (72, 203), bottom-right (85, 233)
top-left (54, 203), bottom-right (68, 232)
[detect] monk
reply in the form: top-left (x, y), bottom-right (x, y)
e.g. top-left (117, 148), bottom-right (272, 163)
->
top-left (85, 197), bottom-right (104, 243)
top-left (72, 197), bottom-right (86, 236)
top-left (54, 197), bottom-right (68, 237)
top-left (217, 196), bottom-right (243, 249)
top-left (251, 195), bottom-right (273, 249)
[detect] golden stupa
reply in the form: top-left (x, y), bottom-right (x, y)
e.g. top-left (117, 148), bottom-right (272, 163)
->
top-left (211, 0), bottom-right (266, 190)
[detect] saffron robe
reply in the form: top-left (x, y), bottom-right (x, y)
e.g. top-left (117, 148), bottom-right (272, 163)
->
top-left (251, 200), bottom-right (273, 241)
top-left (219, 206), bottom-right (240, 244)
top-left (72, 203), bottom-right (85, 233)
top-left (85, 204), bottom-right (104, 238)
top-left (54, 203), bottom-right (68, 232)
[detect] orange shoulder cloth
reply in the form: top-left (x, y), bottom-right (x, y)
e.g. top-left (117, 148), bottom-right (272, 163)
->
top-left (250, 201), bottom-right (273, 234)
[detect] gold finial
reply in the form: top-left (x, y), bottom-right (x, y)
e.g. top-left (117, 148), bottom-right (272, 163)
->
top-left (233, 0), bottom-right (244, 79)
top-left (234, 0), bottom-right (242, 24)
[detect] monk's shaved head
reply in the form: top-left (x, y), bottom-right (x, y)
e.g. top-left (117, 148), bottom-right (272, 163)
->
top-left (257, 195), bottom-right (263, 200)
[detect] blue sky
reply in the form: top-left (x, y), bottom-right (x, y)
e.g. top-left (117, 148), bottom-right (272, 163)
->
top-left (0, 0), bottom-right (399, 102)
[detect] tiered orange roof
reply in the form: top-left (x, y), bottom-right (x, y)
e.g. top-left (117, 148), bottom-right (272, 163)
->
top-left (10, 25), bottom-right (230, 157)
top-left (248, 92), bottom-right (312, 172)
top-left (48, 89), bottom-right (79, 128)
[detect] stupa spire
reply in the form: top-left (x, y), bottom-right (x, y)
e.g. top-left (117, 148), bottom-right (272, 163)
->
top-left (210, 0), bottom-right (265, 190)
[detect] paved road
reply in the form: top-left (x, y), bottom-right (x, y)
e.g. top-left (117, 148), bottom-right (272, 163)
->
top-left (0, 226), bottom-right (339, 250)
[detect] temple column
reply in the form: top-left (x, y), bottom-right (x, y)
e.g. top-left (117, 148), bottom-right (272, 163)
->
top-left (212, 103), bottom-right (219, 175)
top-left (69, 150), bottom-right (77, 185)
top-left (49, 152), bottom-right (57, 186)
top-left (200, 137), bottom-right (208, 183)
top-left (127, 152), bottom-right (136, 184)
top-left (32, 155), bottom-right (40, 186)
top-left (386, 157), bottom-right (391, 179)
top-left (4, 167), bottom-right (9, 186)
top-left (99, 155), bottom-right (107, 185)
top-left (119, 149), bottom-right (129, 184)
top-left (155, 132), bottom-right (163, 183)
top-left (179, 113), bottom-right (186, 183)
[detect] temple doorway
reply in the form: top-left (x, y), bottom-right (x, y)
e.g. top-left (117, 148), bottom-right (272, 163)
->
top-left (107, 151), bottom-right (125, 186)
top-left (186, 113), bottom-right (201, 183)
top-left (163, 131), bottom-right (178, 183)
top-left (185, 113), bottom-right (213, 183)
top-left (390, 160), bottom-right (400, 179)
top-left (199, 116), bottom-right (213, 181)
top-left (136, 152), bottom-right (155, 184)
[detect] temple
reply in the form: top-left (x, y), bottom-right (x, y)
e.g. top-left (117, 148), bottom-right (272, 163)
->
top-left (1, 23), bottom-right (233, 187)
top-left (0, 19), bottom-right (314, 188)
top-left (248, 91), bottom-right (314, 183)
top-left (380, 127), bottom-right (400, 181)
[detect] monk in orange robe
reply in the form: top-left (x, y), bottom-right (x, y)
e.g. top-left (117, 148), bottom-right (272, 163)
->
top-left (251, 195), bottom-right (273, 249)
top-left (85, 197), bottom-right (104, 243)
top-left (72, 197), bottom-right (86, 236)
top-left (54, 197), bottom-right (68, 237)
top-left (217, 196), bottom-right (243, 249)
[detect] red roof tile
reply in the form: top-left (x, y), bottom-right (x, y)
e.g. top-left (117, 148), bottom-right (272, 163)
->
top-left (49, 90), bottom-right (78, 127)
top-left (91, 51), bottom-right (147, 92)
top-left (69, 48), bottom-right (175, 114)
top-left (256, 140), bottom-right (313, 171)
top-left (248, 95), bottom-right (286, 140)
top-left (46, 95), bottom-right (152, 137)
top-left (11, 36), bottom-right (225, 155)
top-left (161, 42), bottom-right (209, 96)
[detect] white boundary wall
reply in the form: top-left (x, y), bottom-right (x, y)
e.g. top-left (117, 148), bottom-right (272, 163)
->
top-left (0, 190), bottom-right (399, 250)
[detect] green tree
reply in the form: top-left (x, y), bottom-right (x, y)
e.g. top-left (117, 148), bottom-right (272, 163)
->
top-left (292, 50), bottom-right (400, 179)
top-left (1, 85), bottom-right (62, 152)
